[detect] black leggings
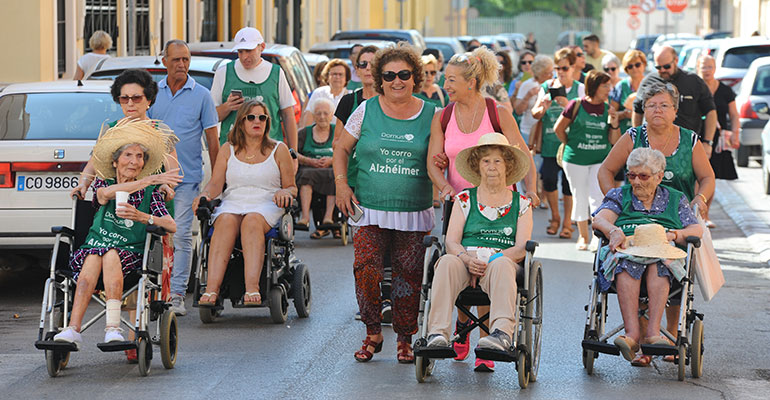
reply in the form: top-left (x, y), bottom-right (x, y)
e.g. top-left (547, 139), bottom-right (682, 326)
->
top-left (539, 157), bottom-right (572, 196)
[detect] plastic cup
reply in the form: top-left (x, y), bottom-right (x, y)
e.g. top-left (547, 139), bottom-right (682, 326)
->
top-left (115, 191), bottom-right (129, 211)
top-left (476, 248), bottom-right (492, 263)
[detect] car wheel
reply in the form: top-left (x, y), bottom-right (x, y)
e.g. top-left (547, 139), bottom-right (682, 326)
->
top-left (737, 145), bottom-right (750, 167)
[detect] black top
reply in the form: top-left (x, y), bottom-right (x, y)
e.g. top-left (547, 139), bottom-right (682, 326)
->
top-left (524, 40), bottom-right (537, 53)
top-left (633, 68), bottom-right (716, 133)
top-left (334, 89), bottom-right (367, 125)
top-left (712, 81), bottom-right (736, 131)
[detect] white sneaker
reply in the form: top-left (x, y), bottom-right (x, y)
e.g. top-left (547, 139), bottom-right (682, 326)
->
top-left (104, 327), bottom-right (125, 343)
top-left (53, 326), bottom-right (82, 349)
top-left (589, 236), bottom-right (600, 253)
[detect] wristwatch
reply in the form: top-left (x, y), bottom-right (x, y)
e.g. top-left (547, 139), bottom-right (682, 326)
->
top-left (289, 148), bottom-right (298, 159)
top-left (147, 215), bottom-right (155, 226)
top-left (701, 138), bottom-right (714, 146)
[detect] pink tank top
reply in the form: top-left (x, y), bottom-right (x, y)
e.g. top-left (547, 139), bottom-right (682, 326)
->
top-left (444, 106), bottom-right (495, 193)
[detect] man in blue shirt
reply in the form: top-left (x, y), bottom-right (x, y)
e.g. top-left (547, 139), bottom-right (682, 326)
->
top-left (149, 39), bottom-right (220, 316)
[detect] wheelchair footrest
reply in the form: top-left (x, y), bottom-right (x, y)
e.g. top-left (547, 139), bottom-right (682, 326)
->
top-left (582, 339), bottom-right (620, 356)
top-left (641, 344), bottom-right (678, 356)
top-left (413, 345), bottom-right (457, 359)
top-left (474, 347), bottom-right (516, 362)
top-left (35, 340), bottom-right (79, 352)
top-left (97, 341), bottom-right (136, 352)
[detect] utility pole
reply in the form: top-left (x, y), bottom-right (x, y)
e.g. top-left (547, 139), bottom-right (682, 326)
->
top-left (128, 0), bottom-right (136, 56)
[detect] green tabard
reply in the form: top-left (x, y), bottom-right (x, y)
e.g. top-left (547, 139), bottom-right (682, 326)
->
top-left (81, 181), bottom-right (155, 253)
top-left (354, 97), bottom-right (435, 212)
top-left (461, 187), bottom-right (520, 250)
top-left (631, 126), bottom-right (696, 200)
top-left (301, 124), bottom-right (335, 159)
top-left (347, 80), bottom-right (363, 91)
top-left (347, 90), bottom-right (363, 188)
top-left (562, 102), bottom-right (612, 165)
top-left (220, 62), bottom-right (283, 144)
top-left (540, 80), bottom-right (581, 158)
top-left (616, 78), bottom-right (634, 134)
top-left (613, 184), bottom-right (684, 239)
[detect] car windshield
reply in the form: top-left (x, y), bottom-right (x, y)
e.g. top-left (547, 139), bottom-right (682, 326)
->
top-left (428, 44), bottom-right (456, 63)
top-left (0, 92), bottom-right (123, 140)
top-left (89, 70), bottom-right (216, 89)
top-left (722, 45), bottom-right (770, 69)
top-left (753, 66), bottom-right (770, 95)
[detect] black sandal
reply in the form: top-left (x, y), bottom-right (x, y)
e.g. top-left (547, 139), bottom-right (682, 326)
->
top-left (310, 230), bottom-right (330, 239)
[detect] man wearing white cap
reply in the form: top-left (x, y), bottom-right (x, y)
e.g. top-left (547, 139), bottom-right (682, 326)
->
top-left (210, 27), bottom-right (298, 151)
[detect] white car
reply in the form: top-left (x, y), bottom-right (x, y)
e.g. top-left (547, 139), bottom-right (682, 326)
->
top-left (712, 37), bottom-right (770, 94)
top-left (0, 80), bottom-right (123, 249)
top-left (762, 119), bottom-right (770, 194)
top-left (735, 56), bottom-right (770, 167)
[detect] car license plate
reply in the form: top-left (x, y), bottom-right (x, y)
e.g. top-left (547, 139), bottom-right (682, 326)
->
top-left (16, 174), bottom-right (80, 191)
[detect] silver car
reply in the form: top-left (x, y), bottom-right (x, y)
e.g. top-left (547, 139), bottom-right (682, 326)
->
top-left (713, 37), bottom-right (770, 94)
top-left (86, 55), bottom-right (231, 89)
top-left (735, 56), bottom-right (770, 167)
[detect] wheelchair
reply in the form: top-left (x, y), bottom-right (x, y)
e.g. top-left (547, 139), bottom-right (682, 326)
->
top-left (581, 229), bottom-right (704, 381)
top-left (294, 191), bottom-right (351, 245)
top-left (192, 197), bottom-right (311, 324)
top-left (412, 201), bottom-right (543, 388)
top-left (34, 198), bottom-right (178, 377)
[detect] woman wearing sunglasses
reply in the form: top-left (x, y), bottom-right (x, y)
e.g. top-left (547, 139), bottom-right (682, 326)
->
top-left (610, 50), bottom-right (647, 139)
top-left (193, 100), bottom-right (297, 308)
top-left (334, 43), bottom-right (437, 364)
top-left (417, 54), bottom-right (448, 108)
top-left (602, 54), bottom-right (622, 88)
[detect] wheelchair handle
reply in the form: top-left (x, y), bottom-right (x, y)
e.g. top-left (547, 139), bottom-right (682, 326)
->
top-left (195, 197), bottom-right (221, 221)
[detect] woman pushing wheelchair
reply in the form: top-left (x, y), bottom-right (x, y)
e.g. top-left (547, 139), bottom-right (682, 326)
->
top-left (424, 133), bottom-right (533, 353)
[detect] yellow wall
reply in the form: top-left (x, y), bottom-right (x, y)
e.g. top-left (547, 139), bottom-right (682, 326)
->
top-left (0, 0), bottom-right (55, 82)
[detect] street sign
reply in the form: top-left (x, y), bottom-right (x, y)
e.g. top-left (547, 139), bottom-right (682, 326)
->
top-left (665, 0), bottom-right (688, 13)
top-left (627, 16), bottom-right (641, 30)
top-left (629, 4), bottom-right (640, 16)
top-left (640, 0), bottom-right (656, 14)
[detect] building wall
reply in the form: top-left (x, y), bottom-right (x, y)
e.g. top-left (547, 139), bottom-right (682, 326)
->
top-left (602, 1), bottom-right (700, 53)
top-left (0, 0), bottom-right (56, 82)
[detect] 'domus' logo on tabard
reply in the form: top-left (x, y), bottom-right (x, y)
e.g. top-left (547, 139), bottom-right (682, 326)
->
top-left (503, 227), bottom-right (513, 236)
top-left (380, 132), bottom-right (416, 142)
top-left (404, 134), bottom-right (414, 141)
top-left (664, 171), bottom-right (674, 180)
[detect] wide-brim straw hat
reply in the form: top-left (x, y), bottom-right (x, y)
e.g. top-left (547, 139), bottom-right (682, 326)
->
top-left (617, 224), bottom-right (687, 260)
top-left (92, 118), bottom-right (178, 180)
top-left (455, 132), bottom-right (530, 187)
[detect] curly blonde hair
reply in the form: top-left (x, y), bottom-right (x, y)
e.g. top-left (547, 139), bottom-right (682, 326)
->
top-left (447, 46), bottom-right (500, 91)
top-left (371, 42), bottom-right (424, 95)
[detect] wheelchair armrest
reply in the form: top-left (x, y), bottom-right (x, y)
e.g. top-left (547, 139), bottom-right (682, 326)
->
top-left (593, 229), bottom-right (607, 241)
top-left (686, 236), bottom-right (701, 248)
top-left (146, 224), bottom-right (167, 237)
top-left (51, 226), bottom-right (75, 237)
top-left (525, 240), bottom-right (538, 253)
top-left (195, 197), bottom-right (222, 221)
top-left (423, 235), bottom-right (439, 248)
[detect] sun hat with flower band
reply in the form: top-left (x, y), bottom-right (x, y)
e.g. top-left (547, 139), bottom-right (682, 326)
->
top-left (618, 224), bottom-right (687, 260)
top-left (91, 118), bottom-right (178, 180)
top-left (455, 132), bottom-right (531, 187)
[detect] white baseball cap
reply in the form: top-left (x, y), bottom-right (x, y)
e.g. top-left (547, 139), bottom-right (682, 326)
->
top-left (232, 27), bottom-right (264, 51)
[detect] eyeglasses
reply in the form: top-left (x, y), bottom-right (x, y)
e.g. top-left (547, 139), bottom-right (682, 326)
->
top-left (644, 103), bottom-right (674, 112)
top-left (555, 66), bottom-right (571, 72)
top-left (118, 94), bottom-right (145, 104)
top-left (626, 172), bottom-right (652, 181)
top-left (424, 70), bottom-right (437, 76)
top-left (356, 61), bottom-right (370, 69)
top-left (626, 62), bottom-right (644, 70)
top-left (520, 60), bottom-right (533, 65)
top-left (329, 72), bottom-right (345, 78)
top-left (246, 114), bottom-right (268, 122)
top-left (382, 69), bottom-right (413, 82)
top-left (604, 67), bottom-right (617, 72)
top-left (655, 63), bottom-right (673, 70)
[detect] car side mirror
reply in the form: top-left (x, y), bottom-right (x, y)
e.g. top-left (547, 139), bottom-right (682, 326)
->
top-left (754, 102), bottom-right (769, 118)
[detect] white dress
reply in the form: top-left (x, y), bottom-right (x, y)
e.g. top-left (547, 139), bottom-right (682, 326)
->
top-left (212, 144), bottom-right (284, 226)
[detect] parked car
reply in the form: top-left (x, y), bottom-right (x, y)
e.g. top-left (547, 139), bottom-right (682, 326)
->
top-left (649, 33), bottom-right (701, 56)
top-left (555, 30), bottom-right (592, 51)
top-left (735, 56), bottom-right (770, 167)
top-left (479, 35), bottom-right (520, 73)
top-left (330, 29), bottom-right (426, 52)
top-left (678, 40), bottom-right (722, 72)
top-left (86, 55), bottom-right (230, 89)
top-left (302, 52), bottom-right (329, 74)
top-left (425, 37), bottom-right (465, 66)
top-left (704, 31), bottom-right (732, 40)
top-left (308, 39), bottom-right (393, 60)
top-left (0, 81), bottom-right (124, 251)
top-left (712, 37), bottom-right (770, 93)
top-left (499, 33), bottom-right (526, 52)
top-left (761, 120), bottom-right (770, 193)
top-left (629, 34), bottom-right (661, 56)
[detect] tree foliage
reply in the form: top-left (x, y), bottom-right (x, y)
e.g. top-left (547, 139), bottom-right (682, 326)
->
top-left (470, 0), bottom-right (606, 19)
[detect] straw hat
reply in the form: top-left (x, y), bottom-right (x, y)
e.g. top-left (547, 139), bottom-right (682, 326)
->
top-left (92, 118), bottom-right (178, 180)
top-left (455, 132), bottom-right (530, 187)
top-left (617, 224), bottom-right (686, 260)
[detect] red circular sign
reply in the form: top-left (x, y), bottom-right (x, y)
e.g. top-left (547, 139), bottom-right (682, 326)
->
top-left (666, 0), bottom-right (688, 13)
top-left (629, 4), bottom-right (640, 16)
top-left (627, 16), bottom-right (641, 30)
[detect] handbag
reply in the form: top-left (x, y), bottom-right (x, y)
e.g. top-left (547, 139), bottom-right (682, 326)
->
top-left (693, 215), bottom-right (725, 301)
top-left (529, 119), bottom-right (542, 153)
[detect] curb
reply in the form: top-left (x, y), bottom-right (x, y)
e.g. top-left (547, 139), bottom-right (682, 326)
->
top-left (714, 179), bottom-right (770, 266)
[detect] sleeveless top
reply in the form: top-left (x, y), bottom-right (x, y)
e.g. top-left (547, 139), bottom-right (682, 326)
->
top-left (615, 78), bottom-right (635, 135)
top-left (613, 184), bottom-right (684, 237)
top-left (211, 144), bottom-right (284, 226)
top-left (444, 103), bottom-right (496, 193)
top-left (540, 80), bottom-right (581, 158)
top-left (81, 180), bottom-right (155, 253)
top-left (301, 124), bottom-right (335, 159)
top-left (220, 62), bottom-right (283, 144)
top-left (630, 125), bottom-right (697, 200)
top-left (460, 187), bottom-right (520, 251)
top-left (562, 99), bottom-right (612, 165)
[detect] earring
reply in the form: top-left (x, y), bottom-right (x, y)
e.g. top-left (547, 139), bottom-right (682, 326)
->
top-left (468, 87), bottom-right (472, 90)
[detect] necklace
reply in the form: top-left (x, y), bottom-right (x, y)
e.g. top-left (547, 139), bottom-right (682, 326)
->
top-left (245, 153), bottom-right (258, 160)
top-left (651, 128), bottom-right (674, 155)
top-left (457, 100), bottom-right (480, 134)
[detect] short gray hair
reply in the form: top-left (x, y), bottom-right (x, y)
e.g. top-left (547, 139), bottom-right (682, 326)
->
top-left (311, 97), bottom-right (335, 113)
top-left (112, 143), bottom-right (150, 163)
top-left (601, 53), bottom-right (621, 69)
top-left (162, 39), bottom-right (189, 57)
top-left (627, 147), bottom-right (666, 174)
top-left (530, 55), bottom-right (553, 79)
top-left (89, 30), bottom-right (112, 51)
top-left (641, 82), bottom-right (679, 111)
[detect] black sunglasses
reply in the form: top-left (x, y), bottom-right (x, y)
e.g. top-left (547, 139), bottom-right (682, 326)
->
top-left (575, 52), bottom-right (585, 58)
top-left (356, 61), bottom-right (369, 69)
top-left (604, 67), bottom-right (617, 72)
top-left (246, 114), bottom-right (268, 122)
top-left (655, 63), bottom-right (673, 70)
top-left (555, 66), bottom-right (571, 72)
top-left (520, 60), bottom-right (533, 65)
top-left (424, 70), bottom-right (437, 76)
top-left (118, 94), bottom-right (145, 104)
top-left (382, 69), bottom-right (413, 82)
top-left (626, 62), bottom-right (644, 70)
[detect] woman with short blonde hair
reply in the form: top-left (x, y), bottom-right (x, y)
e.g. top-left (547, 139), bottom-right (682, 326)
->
top-left (74, 30), bottom-right (113, 80)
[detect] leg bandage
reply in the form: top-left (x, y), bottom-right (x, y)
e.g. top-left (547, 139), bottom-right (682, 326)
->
top-left (106, 299), bottom-right (122, 327)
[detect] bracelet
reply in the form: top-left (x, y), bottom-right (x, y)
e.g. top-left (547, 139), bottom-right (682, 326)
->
top-left (457, 251), bottom-right (467, 259)
top-left (609, 124), bottom-right (619, 130)
top-left (334, 174), bottom-right (346, 182)
top-left (609, 227), bottom-right (621, 236)
top-left (696, 193), bottom-right (708, 203)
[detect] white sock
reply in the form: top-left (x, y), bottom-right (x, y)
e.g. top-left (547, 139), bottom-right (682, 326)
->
top-left (106, 299), bottom-right (121, 328)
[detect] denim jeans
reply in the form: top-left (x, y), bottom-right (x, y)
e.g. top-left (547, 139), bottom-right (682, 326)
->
top-left (170, 182), bottom-right (199, 296)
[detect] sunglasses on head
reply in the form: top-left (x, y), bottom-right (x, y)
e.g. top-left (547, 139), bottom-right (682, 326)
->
top-left (555, 66), bottom-right (571, 72)
top-left (246, 114), bottom-right (268, 122)
top-left (604, 66), bottom-right (617, 72)
top-left (118, 94), bottom-right (145, 104)
top-left (520, 60), bottom-right (533, 65)
top-left (626, 172), bottom-right (652, 181)
top-left (626, 62), bottom-right (644, 70)
top-left (655, 63), bottom-right (673, 70)
top-left (424, 70), bottom-right (437, 76)
top-left (382, 69), bottom-right (413, 82)
top-left (356, 61), bottom-right (369, 69)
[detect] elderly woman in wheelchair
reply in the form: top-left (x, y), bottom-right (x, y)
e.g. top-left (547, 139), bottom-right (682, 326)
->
top-left (423, 133), bottom-right (533, 357)
top-left (192, 100), bottom-right (297, 307)
top-left (53, 120), bottom-right (180, 348)
top-left (591, 147), bottom-right (702, 363)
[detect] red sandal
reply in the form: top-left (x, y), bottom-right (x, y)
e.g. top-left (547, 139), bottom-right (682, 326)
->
top-left (354, 337), bottom-right (383, 362)
top-left (397, 341), bottom-right (415, 364)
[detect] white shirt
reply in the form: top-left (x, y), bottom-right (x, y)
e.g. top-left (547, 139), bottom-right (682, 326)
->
top-left (516, 77), bottom-right (540, 136)
top-left (305, 85), bottom-right (349, 113)
top-left (534, 80), bottom-right (585, 109)
top-left (77, 53), bottom-right (110, 77)
top-left (210, 59), bottom-right (296, 109)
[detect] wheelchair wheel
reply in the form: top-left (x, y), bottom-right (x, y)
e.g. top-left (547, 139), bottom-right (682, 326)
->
top-left (415, 356), bottom-right (431, 383)
top-left (269, 286), bottom-right (288, 324)
top-left (292, 264), bottom-right (311, 318)
top-left (517, 351), bottom-right (530, 389)
top-left (691, 319), bottom-right (704, 378)
top-left (45, 349), bottom-right (69, 377)
top-left (677, 343), bottom-right (687, 381)
top-left (199, 304), bottom-right (218, 324)
top-left (137, 337), bottom-right (152, 377)
top-left (52, 310), bottom-right (71, 369)
top-left (159, 310), bottom-right (178, 369)
top-left (340, 222), bottom-right (349, 246)
top-left (526, 261), bottom-right (543, 382)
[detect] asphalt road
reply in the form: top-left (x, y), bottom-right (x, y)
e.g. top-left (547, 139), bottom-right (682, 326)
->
top-left (1, 197), bottom-right (770, 399)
